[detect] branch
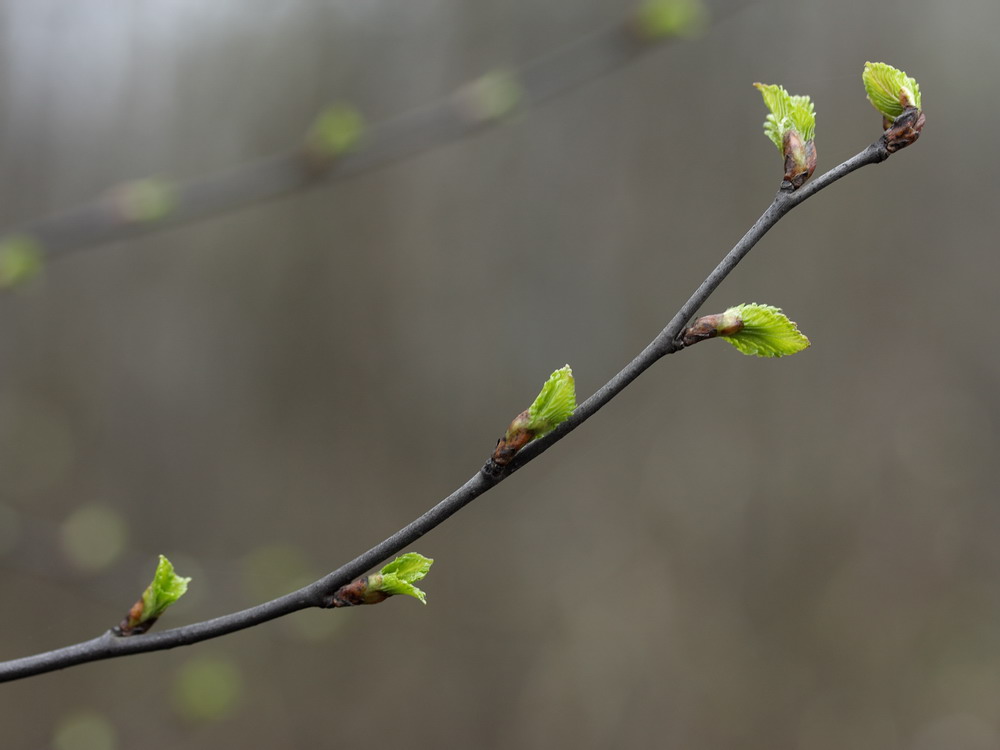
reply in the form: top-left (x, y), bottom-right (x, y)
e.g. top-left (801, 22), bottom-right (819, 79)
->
top-left (0, 137), bottom-right (895, 683)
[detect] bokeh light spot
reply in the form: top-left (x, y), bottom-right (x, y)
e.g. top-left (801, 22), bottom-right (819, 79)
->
top-left (53, 710), bottom-right (117, 750)
top-left (171, 656), bottom-right (244, 722)
top-left (241, 542), bottom-right (315, 601)
top-left (60, 505), bottom-right (127, 572)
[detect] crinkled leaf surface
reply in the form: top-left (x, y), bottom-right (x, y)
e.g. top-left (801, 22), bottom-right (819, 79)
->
top-left (863, 62), bottom-right (921, 119)
top-left (141, 555), bottom-right (192, 622)
top-left (754, 83), bottom-right (816, 150)
top-left (720, 303), bottom-right (811, 358)
top-left (527, 365), bottom-right (576, 436)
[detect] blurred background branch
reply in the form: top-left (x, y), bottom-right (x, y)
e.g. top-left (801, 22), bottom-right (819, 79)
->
top-left (0, 0), bottom-right (729, 274)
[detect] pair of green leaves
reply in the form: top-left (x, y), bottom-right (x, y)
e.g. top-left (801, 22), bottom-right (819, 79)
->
top-left (502, 308), bottom-right (807, 464)
top-left (756, 62), bottom-right (923, 178)
top-left (368, 553), bottom-right (435, 604)
top-left (120, 551), bottom-right (433, 637)
top-left (325, 553), bottom-right (435, 608)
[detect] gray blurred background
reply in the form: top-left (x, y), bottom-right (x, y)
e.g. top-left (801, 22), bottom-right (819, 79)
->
top-left (1, 0), bottom-right (998, 748)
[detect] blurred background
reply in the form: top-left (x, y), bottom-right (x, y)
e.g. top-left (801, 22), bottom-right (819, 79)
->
top-left (1, 0), bottom-right (998, 748)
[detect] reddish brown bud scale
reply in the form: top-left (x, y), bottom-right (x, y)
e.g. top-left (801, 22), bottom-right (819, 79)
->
top-left (681, 313), bottom-right (744, 347)
top-left (782, 130), bottom-right (817, 190)
top-left (323, 577), bottom-right (390, 608)
top-left (114, 599), bottom-right (157, 636)
top-left (681, 314), bottom-right (723, 346)
top-left (488, 409), bottom-right (538, 468)
top-left (883, 106), bottom-right (925, 153)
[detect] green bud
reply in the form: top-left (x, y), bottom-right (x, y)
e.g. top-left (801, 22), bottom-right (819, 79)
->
top-left (325, 553), bottom-right (435, 607)
top-left (305, 104), bottom-right (365, 159)
top-left (634, 0), bottom-right (709, 40)
top-left (116, 555), bottom-right (191, 636)
top-left (863, 62), bottom-right (921, 120)
top-left (719, 303), bottom-right (811, 358)
top-left (0, 234), bottom-right (43, 288)
top-left (487, 366), bottom-right (577, 473)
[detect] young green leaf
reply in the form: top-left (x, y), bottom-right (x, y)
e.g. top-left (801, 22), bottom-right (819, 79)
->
top-left (117, 555), bottom-right (192, 635)
top-left (380, 552), bottom-right (433, 583)
top-left (863, 62), bottom-right (922, 120)
top-left (754, 83), bottom-right (816, 151)
top-left (754, 83), bottom-right (818, 188)
top-left (526, 365), bottom-right (576, 437)
top-left (371, 553), bottom-right (434, 604)
top-left (0, 235), bottom-right (43, 288)
top-left (720, 303), bottom-right (810, 358)
top-left (143, 555), bottom-right (192, 618)
top-left (488, 365), bottom-right (577, 473)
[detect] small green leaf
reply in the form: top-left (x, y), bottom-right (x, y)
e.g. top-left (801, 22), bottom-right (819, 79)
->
top-left (141, 555), bottom-right (192, 622)
top-left (754, 83), bottom-right (816, 150)
top-left (635, 0), bottom-right (709, 39)
top-left (863, 62), bottom-right (921, 120)
top-left (720, 303), bottom-right (811, 358)
top-left (526, 365), bottom-right (576, 437)
top-left (372, 553), bottom-right (434, 604)
top-left (0, 234), bottom-right (43, 288)
top-left (380, 552), bottom-right (433, 583)
top-left (306, 104), bottom-right (365, 158)
top-left (53, 711), bottom-right (117, 750)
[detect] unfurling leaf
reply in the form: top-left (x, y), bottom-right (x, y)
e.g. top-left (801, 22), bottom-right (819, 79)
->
top-left (487, 365), bottom-right (577, 473)
top-left (720, 303), bottom-right (811, 358)
top-left (754, 83), bottom-right (817, 188)
top-left (526, 365), bottom-right (576, 437)
top-left (863, 62), bottom-right (922, 120)
top-left (325, 553), bottom-right (435, 607)
top-left (372, 553), bottom-right (434, 604)
top-left (116, 555), bottom-right (192, 636)
top-left (754, 83), bottom-right (816, 151)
